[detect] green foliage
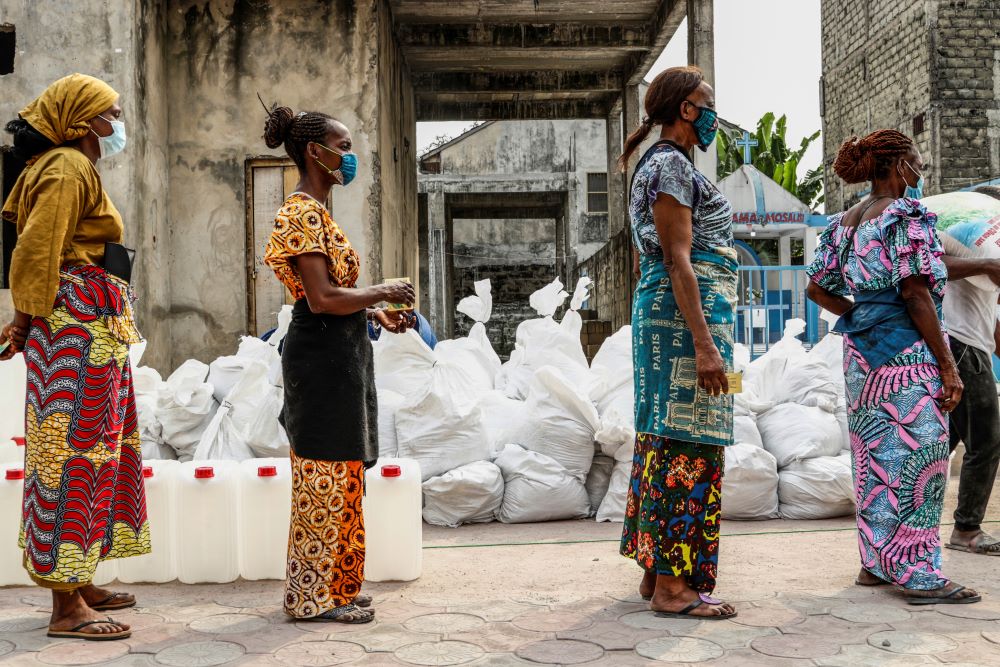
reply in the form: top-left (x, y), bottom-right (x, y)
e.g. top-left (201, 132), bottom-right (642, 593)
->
top-left (717, 112), bottom-right (824, 208)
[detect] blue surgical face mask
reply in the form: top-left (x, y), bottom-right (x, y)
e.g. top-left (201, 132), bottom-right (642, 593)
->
top-left (685, 100), bottom-right (719, 151)
top-left (91, 114), bottom-right (126, 159)
top-left (315, 142), bottom-right (358, 186)
top-left (903, 160), bottom-right (925, 200)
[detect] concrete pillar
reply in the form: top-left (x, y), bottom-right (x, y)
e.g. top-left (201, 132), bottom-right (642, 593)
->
top-left (804, 227), bottom-right (819, 265)
top-left (426, 189), bottom-right (447, 337)
top-left (778, 235), bottom-right (792, 266)
top-left (687, 0), bottom-right (718, 182)
top-left (622, 85), bottom-right (642, 183)
top-left (606, 110), bottom-right (625, 236)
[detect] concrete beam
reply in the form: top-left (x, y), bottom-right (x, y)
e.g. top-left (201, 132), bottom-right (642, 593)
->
top-left (397, 22), bottom-right (652, 50)
top-left (450, 206), bottom-right (562, 219)
top-left (628, 0), bottom-right (686, 85)
top-left (416, 97), bottom-right (612, 121)
top-left (410, 70), bottom-right (627, 94)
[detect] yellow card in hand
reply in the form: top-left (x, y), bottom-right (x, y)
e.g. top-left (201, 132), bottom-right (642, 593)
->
top-left (383, 277), bottom-right (413, 312)
top-left (725, 372), bottom-right (743, 394)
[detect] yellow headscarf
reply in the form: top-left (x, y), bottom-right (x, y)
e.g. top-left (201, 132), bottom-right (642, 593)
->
top-left (19, 73), bottom-right (118, 145)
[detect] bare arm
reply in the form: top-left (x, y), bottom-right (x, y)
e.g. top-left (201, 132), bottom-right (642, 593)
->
top-left (941, 256), bottom-right (1000, 285)
top-left (806, 282), bottom-right (853, 316)
top-left (632, 247), bottom-right (641, 280)
top-left (899, 275), bottom-right (962, 410)
top-left (296, 254), bottom-right (414, 316)
top-left (652, 194), bottom-right (728, 396)
top-left (993, 318), bottom-right (1000, 356)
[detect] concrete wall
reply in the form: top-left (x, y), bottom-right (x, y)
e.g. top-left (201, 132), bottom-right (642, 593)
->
top-left (821, 0), bottom-right (1000, 211)
top-left (574, 226), bottom-right (634, 332)
top-left (452, 218), bottom-right (556, 268)
top-left (0, 0), bottom-right (173, 369)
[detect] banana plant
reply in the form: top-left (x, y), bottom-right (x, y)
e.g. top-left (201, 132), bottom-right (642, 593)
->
top-left (717, 112), bottom-right (823, 208)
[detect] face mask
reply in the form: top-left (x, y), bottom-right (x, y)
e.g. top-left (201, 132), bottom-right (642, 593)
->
top-left (314, 142), bottom-right (358, 186)
top-left (685, 100), bottom-right (719, 151)
top-left (91, 115), bottom-right (126, 159)
top-left (903, 161), bottom-right (925, 200)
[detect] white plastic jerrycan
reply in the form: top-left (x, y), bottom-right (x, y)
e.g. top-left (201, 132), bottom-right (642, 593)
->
top-left (176, 460), bottom-right (239, 584)
top-left (238, 458), bottom-right (291, 580)
top-left (119, 460), bottom-right (179, 583)
top-left (0, 467), bottom-right (30, 586)
top-left (0, 355), bottom-right (26, 451)
top-left (363, 457), bottom-right (422, 582)
top-left (0, 437), bottom-right (25, 466)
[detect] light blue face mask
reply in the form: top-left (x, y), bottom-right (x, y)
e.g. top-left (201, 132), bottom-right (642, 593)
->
top-left (315, 142), bottom-right (358, 186)
top-left (92, 114), bottom-right (126, 159)
top-left (903, 161), bottom-right (924, 200)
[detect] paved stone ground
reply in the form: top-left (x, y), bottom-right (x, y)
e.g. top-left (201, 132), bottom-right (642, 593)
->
top-left (1, 477), bottom-right (998, 666)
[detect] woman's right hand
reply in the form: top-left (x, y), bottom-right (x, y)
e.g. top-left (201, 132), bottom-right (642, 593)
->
top-left (378, 281), bottom-right (415, 307)
top-left (939, 365), bottom-right (964, 413)
top-left (695, 342), bottom-right (729, 397)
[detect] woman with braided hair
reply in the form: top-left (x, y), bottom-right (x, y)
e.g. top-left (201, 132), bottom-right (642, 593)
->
top-left (806, 129), bottom-right (980, 604)
top-left (261, 103), bottom-right (415, 624)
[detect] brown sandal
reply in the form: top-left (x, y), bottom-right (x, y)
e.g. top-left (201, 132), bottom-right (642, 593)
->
top-left (48, 618), bottom-right (132, 641)
top-left (90, 592), bottom-right (136, 611)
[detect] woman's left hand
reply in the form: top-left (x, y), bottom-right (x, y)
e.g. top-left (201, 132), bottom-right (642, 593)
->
top-left (0, 322), bottom-right (28, 361)
top-left (374, 309), bottom-right (415, 335)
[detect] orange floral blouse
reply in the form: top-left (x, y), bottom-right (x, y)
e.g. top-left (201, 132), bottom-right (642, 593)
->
top-left (264, 193), bottom-right (360, 300)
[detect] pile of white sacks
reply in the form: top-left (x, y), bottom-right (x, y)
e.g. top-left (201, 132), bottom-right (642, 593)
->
top-left (136, 278), bottom-right (855, 525)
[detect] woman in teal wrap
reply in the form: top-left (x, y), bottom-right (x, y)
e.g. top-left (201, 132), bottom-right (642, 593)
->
top-left (618, 66), bottom-right (737, 620)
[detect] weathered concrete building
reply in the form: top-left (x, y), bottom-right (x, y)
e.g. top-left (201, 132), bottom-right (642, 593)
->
top-left (820, 0), bottom-right (1000, 210)
top-left (0, 0), bottom-right (709, 370)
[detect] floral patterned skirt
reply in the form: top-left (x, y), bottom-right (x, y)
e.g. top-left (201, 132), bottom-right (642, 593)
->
top-left (620, 434), bottom-right (724, 593)
top-left (284, 455), bottom-right (366, 618)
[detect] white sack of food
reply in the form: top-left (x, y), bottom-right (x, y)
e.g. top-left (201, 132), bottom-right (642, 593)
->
top-left (193, 360), bottom-right (270, 461)
top-left (477, 390), bottom-right (528, 456)
top-left (596, 442), bottom-right (634, 523)
top-left (373, 329), bottom-right (435, 395)
top-left (808, 333), bottom-right (844, 377)
top-left (722, 443), bottom-right (779, 520)
top-left (422, 461), bottom-right (504, 528)
top-left (585, 455), bottom-right (615, 516)
top-left (777, 359), bottom-right (840, 413)
top-left (529, 279), bottom-right (569, 317)
top-left (778, 453), bottom-right (855, 519)
top-left (434, 322), bottom-right (501, 394)
top-left (207, 355), bottom-right (251, 404)
top-left (377, 389), bottom-right (406, 458)
top-left (395, 389), bottom-right (490, 481)
top-left (756, 403), bottom-right (843, 468)
top-left (508, 367), bottom-right (598, 482)
top-left (926, 191), bottom-right (1000, 291)
top-left (494, 444), bottom-right (590, 523)
top-left (128, 340), bottom-right (147, 367)
top-left (594, 387), bottom-right (635, 458)
top-left (158, 360), bottom-right (217, 458)
top-left (744, 319), bottom-right (809, 405)
top-left (236, 336), bottom-right (283, 387)
top-left (733, 342), bottom-right (751, 374)
top-left (589, 325), bottom-right (633, 411)
top-left (456, 278), bottom-right (494, 323)
top-left (734, 415), bottom-right (763, 449)
top-left (133, 366), bottom-right (168, 457)
top-left (243, 384), bottom-right (290, 458)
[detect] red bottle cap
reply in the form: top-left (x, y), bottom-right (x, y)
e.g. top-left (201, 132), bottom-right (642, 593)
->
top-left (258, 466), bottom-right (277, 477)
top-left (142, 466), bottom-right (154, 478)
top-left (12, 437), bottom-right (25, 447)
top-left (194, 466), bottom-right (215, 479)
top-left (6, 469), bottom-right (24, 480)
top-left (381, 464), bottom-right (402, 478)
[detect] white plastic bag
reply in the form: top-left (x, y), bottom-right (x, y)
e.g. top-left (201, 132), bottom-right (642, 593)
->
top-left (243, 384), bottom-right (289, 458)
top-left (158, 360), bottom-right (217, 459)
top-left (192, 402), bottom-right (256, 462)
top-left (569, 277), bottom-right (592, 311)
top-left (422, 461), bottom-right (504, 528)
top-left (734, 415), bottom-right (763, 449)
top-left (193, 361), bottom-right (270, 461)
top-left (585, 455), bottom-right (615, 516)
top-left (434, 323), bottom-right (501, 394)
top-left (497, 313), bottom-right (595, 399)
top-left (207, 356), bottom-right (251, 404)
top-left (236, 336), bottom-right (282, 387)
top-left (494, 444), bottom-right (590, 523)
top-left (456, 278), bottom-right (494, 323)
top-left (594, 386), bottom-right (635, 458)
top-left (756, 403), bottom-right (843, 468)
top-left (377, 389), bottom-right (406, 458)
top-left (395, 389), bottom-right (490, 481)
top-left (477, 390), bottom-right (528, 456)
top-left (373, 329), bottom-right (435, 395)
top-left (596, 442), bottom-right (634, 523)
top-left (589, 326), bottom-right (633, 411)
top-left (722, 443), bottom-right (779, 520)
top-left (508, 367), bottom-right (598, 482)
top-left (529, 279), bottom-right (569, 317)
top-left (778, 453), bottom-right (855, 519)
top-left (133, 366), bottom-right (168, 458)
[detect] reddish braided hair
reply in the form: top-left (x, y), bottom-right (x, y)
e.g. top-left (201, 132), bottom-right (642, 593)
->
top-left (833, 129), bottom-right (914, 184)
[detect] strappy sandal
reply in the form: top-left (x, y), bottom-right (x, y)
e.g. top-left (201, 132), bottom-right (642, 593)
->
top-left (946, 531), bottom-right (1000, 556)
top-left (47, 618), bottom-right (132, 640)
top-left (90, 592), bottom-right (136, 611)
top-left (304, 603), bottom-right (374, 624)
top-left (654, 597), bottom-right (737, 620)
top-left (906, 585), bottom-right (982, 606)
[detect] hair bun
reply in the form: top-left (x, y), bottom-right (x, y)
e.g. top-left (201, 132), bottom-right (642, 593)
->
top-left (263, 104), bottom-right (294, 149)
top-left (833, 135), bottom-right (875, 184)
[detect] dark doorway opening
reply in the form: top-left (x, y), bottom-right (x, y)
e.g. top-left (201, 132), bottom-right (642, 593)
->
top-left (0, 25), bottom-right (14, 75)
top-left (2, 148), bottom-right (25, 288)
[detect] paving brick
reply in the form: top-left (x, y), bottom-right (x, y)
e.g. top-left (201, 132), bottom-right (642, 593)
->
top-left (866, 630), bottom-right (959, 655)
top-left (153, 640), bottom-right (245, 666)
top-left (272, 639), bottom-right (367, 666)
top-left (750, 634), bottom-right (841, 659)
top-left (188, 613), bottom-right (270, 635)
top-left (635, 636), bottom-right (724, 663)
top-left (731, 604), bottom-right (804, 628)
top-left (445, 600), bottom-right (538, 622)
top-left (511, 610), bottom-right (592, 633)
top-left (448, 621), bottom-right (549, 652)
top-left (402, 613), bottom-right (486, 634)
top-left (36, 641), bottom-right (129, 666)
top-left (829, 603), bottom-right (911, 624)
top-left (557, 620), bottom-right (664, 650)
top-left (515, 639), bottom-right (604, 664)
top-left (814, 644), bottom-right (938, 666)
top-left (393, 640), bottom-right (484, 666)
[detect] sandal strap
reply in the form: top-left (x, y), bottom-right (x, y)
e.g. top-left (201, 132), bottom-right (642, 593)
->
top-left (67, 619), bottom-right (117, 633)
top-left (316, 604), bottom-right (364, 620)
top-left (972, 534), bottom-right (1000, 553)
top-left (944, 585), bottom-right (967, 599)
top-left (677, 598), bottom-right (703, 615)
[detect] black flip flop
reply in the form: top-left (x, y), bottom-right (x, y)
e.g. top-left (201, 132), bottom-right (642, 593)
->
top-left (654, 597), bottom-right (737, 620)
top-left (90, 592), bottom-right (136, 611)
top-left (906, 585), bottom-right (982, 606)
top-left (47, 618), bottom-right (131, 640)
top-left (304, 603), bottom-right (374, 624)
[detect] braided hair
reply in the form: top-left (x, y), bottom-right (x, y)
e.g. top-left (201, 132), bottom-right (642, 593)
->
top-left (4, 117), bottom-right (55, 161)
top-left (619, 66), bottom-right (705, 171)
top-left (833, 129), bottom-right (914, 184)
top-left (262, 101), bottom-right (336, 169)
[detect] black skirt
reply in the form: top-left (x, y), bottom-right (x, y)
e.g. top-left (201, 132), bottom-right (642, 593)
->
top-left (279, 299), bottom-right (378, 465)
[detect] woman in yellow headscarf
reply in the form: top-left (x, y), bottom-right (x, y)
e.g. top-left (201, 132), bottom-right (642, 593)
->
top-left (0, 74), bottom-right (148, 641)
